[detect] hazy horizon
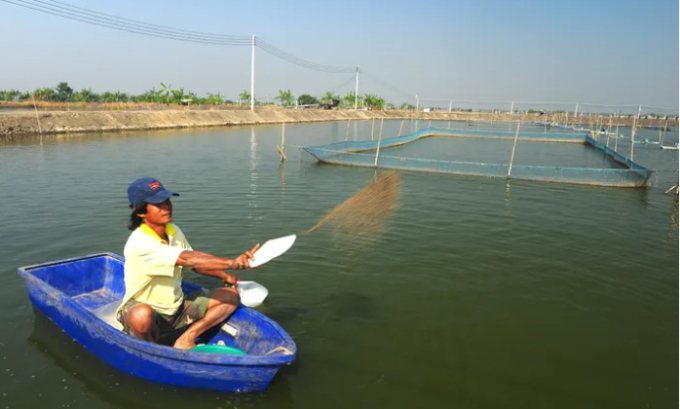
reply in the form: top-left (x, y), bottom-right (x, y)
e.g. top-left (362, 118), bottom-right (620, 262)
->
top-left (0, 0), bottom-right (678, 112)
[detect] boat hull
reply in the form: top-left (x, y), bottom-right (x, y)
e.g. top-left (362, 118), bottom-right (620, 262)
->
top-left (19, 254), bottom-right (296, 392)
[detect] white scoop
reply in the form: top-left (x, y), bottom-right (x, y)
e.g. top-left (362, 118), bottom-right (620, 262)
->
top-left (249, 235), bottom-right (296, 268)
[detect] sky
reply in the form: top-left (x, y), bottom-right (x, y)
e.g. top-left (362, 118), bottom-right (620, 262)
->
top-left (0, 0), bottom-right (678, 112)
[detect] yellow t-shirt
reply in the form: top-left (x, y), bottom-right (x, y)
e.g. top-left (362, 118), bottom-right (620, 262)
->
top-left (122, 223), bottom-right (192, 316)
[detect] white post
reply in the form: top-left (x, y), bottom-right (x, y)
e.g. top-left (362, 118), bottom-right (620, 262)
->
top-left (250, 34), bottom-right (255, 111)
top-left (507, 122), bottom-right (520, 178)
top-left (354, 66), bottom-right (359, 110)
top-left (448, 100), bottom-right (452, 113)
top-left (415, 95), bottom-right (419, 112)
top-left (374, 118), bottom-right (384, 166)
top-left (574, 102), bottom-right (579, 117)
top-left (631, 104), bottom-right (641, 161)
top-left (510, 101), bottom-right (514, 115)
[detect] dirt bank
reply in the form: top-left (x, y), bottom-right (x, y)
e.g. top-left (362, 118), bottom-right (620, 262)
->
top-left (0, 108), bottom-right (676, 139)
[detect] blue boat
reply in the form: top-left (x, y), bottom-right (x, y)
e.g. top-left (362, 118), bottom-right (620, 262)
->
top-left (17, 253), bottom-right (296, 392)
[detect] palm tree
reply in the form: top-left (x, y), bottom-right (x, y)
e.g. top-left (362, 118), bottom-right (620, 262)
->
top-left (275, 89), bottom-right (294, 106)
top-left (171, 87), bottom-right (185, 104)
top-left (274, 89), bottom-right (294, 106)
top-left (364, 94), bottom-right (385, 110)
top-left (160, 83), bottom-right (172, 104)
top-left (238, 90), bottom-right (251, 106)
top-left (321, 91), bottom-right (337, 104)
top-left (207, 92), bottom-right (224, 105)
top-left (343, 91), bottom-right (357, 108)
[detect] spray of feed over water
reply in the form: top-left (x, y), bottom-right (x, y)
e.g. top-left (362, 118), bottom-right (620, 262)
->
top-left (307, 171), bottom-right (401, 243)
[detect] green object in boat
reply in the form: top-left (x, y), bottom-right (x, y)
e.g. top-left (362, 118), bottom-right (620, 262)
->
top-left (190, 344), bottom-right (247, 355)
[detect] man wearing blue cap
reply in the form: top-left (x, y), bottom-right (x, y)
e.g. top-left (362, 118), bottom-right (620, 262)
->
top-left (117, 177), bottom-right (260, 350)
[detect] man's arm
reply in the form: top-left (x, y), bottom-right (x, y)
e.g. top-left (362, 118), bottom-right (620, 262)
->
top-left (192, 268), bottom-right (239, 287)
top-left (175, 244), bottom-right (260, 271)
top-left (176, 251), bottom-right (239, 270)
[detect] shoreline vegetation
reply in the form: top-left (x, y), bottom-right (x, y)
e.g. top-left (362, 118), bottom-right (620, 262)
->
top-left (1, 82), bottom-right (677, 138)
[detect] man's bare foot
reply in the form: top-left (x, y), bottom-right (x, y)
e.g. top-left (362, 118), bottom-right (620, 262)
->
top-left (173, 335), bottom-right (196, 350)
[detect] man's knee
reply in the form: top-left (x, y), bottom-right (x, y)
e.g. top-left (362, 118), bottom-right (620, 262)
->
top-left (212, 287), bottom-right (240, 306)
top-left (125, 303), bottom-right (155, 334)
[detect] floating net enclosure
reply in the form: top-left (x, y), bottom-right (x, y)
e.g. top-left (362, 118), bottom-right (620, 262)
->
top-left (302, 125), bottom-right (653, 188)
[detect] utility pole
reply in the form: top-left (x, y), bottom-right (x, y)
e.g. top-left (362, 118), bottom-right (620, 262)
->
top-left (354, 66), bottom-right (359, 110)
top-left (250, 34), bottom-right (255, 111)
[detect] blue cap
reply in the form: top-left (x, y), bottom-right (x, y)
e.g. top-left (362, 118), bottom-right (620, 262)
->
top-left (127, 177), bottom-right (179, 207)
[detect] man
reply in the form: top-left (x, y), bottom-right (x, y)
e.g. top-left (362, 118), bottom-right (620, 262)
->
top-left (116, 177), bottom-right (260, 350)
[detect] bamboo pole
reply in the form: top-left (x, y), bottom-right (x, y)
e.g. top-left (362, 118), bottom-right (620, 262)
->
top-left (614, 124), bottom-right (620, 152)
top-left (605, 117), bottom-right (612, 148)
top-left (31, 95), bottom-right (42, 136)
top-left (277, 122), bottom-right (287, 162)
top-left (660, 119), bottom-right (668, 145)
top-left (507, 122), bottom-right (520, 178)
top-left (371, 117), bottom-right (375, 141)
top-left (630, 116), bottom-right (636, 160)
top-left (398, 120), bottom-right (404, 137)
top-left (374, 118), bottom-right (384, 167)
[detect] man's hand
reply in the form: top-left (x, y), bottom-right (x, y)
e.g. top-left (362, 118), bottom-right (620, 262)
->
top-left (232, 243), bottom-right (260, 270)
top-left (222, 272), bottom-right (239, 288)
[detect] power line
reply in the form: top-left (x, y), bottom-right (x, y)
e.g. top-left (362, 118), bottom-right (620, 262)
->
top-left (328, 75), bottom-right (357, 94)
top-left (256, 38), bottom-right (355, 73)
top-left (41, 0), bottom-right (248, 41)
top-left (361, 71), bottom-right (413, 99)
top-left (1, 0), bottom-right (251, 44)
top-left (2, 0), bottom-right (357, 73)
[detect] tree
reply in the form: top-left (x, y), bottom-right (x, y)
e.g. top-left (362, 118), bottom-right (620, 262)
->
top-left (160, 83), bottom-right (172, 104)
top-left (54, 82), bottom-right (74, 102)
top-left (321, 92), bottom-right (337, 104)
top-left (298, 94), bottom-right (318, 105)
top-left (32, 87), bottom-right (55, 101)
top-left (114, 91), bottom-right (129, 103)
top-left (0, 89), bottom-right (20, 101)
top-left (171, 87), bottom-right (185, 104)
top-left (238, 90), bottom-right (251, 105)
top-left (72, 88), bottom-right (99, 102)
top-left (343, 91), bottom-right (357, 108)
top-left (275, 89), bottom-right (294, 106)
top-left (364, 94), bottom-right (385, 110)
top-left (207, 93), bottom-right (224, 105)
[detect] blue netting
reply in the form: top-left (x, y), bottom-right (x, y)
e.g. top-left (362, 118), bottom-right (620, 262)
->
top-left (301, 127), bottom-right (653, 188)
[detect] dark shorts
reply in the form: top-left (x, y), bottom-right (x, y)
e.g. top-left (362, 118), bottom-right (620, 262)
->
top-left (116, 289), bottom-right (211, 345)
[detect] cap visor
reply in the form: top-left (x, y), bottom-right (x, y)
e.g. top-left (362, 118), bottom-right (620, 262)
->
top-left (145, 190), bottom-right (179, 204)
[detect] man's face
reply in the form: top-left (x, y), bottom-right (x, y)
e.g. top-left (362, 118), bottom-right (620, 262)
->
top-left (143, 199), bottom-right (173, 225)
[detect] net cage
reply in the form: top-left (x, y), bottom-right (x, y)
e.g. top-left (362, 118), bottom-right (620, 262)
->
top-left (301, 125), bottom-right (653, 188)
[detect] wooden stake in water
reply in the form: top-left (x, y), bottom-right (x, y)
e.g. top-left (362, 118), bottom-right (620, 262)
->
top-left (31, 94), bottom-right (42, 136)
top-left (398, 120), bottom-right (404, 137)
top-left (660, 119), bottom-right (668, 145)
top-left (631, 105), bottom-right (641, 161)
top-left (374, 118), bottom-right (384, 167)
top-left (277, 122), bottom-right (287, 162)
top-left (614, 124), bottom-right (620, 152)
top-left (507, 122), bottom-right (520, 178)
top-left (371, 117), bottom-right (375, 141)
